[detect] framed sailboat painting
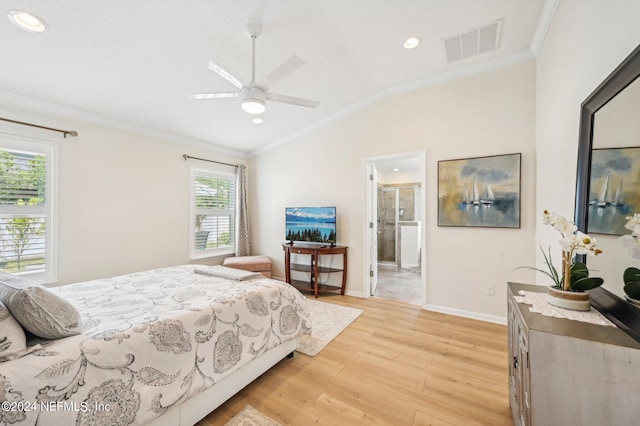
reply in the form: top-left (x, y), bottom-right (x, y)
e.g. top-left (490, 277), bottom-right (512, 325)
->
top-left (587, 147), bottom-right (640, 235)
top-left (437, 153), bottom-right (521, 228)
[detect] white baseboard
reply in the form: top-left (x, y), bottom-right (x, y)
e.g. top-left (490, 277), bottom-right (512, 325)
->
top-left (344, 289), bottom-right (364, 298)
top-left (276, 275), bottom-right (505, 325)
top-left (424, 304), bottom-right (507, 325)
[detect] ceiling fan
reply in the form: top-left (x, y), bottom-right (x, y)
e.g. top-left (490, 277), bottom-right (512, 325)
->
top-left (193, 24), bottom-right (320, 115)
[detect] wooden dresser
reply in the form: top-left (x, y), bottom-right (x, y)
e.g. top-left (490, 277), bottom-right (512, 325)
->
top-left (507, 282), bottom-right (640, 426)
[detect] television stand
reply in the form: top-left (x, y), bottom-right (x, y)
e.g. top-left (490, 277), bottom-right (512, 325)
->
top-left (282, 243), bottom-right (347, 298)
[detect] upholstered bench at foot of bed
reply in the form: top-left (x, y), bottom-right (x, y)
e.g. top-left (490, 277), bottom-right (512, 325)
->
top-left (223, 255), bottom-right (272, 278)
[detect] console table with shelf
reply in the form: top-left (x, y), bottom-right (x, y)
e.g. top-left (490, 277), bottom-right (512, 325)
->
top-left (282, 243), bottom-right (347, 297)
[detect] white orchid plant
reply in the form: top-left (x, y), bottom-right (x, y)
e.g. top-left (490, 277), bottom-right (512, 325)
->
top-left (620, 213), bottom-right (640, 259)
top-left (518, 210), bottom-right (603, 292)
top-left (620, 213), bottom-right (640, 300)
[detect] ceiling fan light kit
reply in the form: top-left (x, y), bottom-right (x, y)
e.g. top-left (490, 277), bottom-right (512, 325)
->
top-left (242, 99), bottom-right (265, 114)
top-left (194, 23), bottom-right (319, 117)
top-left (241, 87), bottom-right (266, 114)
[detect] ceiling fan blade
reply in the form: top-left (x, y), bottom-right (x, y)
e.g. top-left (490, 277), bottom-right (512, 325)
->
top-left (206, 59), bottom-right (244, 90)
top-left (193, 92), bottom-right (240, 100)
top-left (260, 55), bottom-right (305, 88)
top-left (193, 47), bottom-right (243, 89)
top-left (266, 92), bottom-right (320, 108)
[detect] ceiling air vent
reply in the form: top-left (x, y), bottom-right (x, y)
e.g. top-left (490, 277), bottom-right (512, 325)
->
top-left (443, 19), bottom-right (503, 63)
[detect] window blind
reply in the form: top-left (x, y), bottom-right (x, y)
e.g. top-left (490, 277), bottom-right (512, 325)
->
top-left (0, 148), bottom-right (47, 274)
top-left (193, 171), bottom-right (236, 255)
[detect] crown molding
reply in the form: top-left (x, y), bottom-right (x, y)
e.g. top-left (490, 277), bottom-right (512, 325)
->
top-left (251, 48), bottom-right (535, 158)
top-left (530, 0), bottom-right (561, 57)
top-left (0, 89), bottom-right (248, 159)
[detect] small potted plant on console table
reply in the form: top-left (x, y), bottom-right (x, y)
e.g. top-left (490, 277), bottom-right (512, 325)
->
top-left (519, 210), bottom-right (604, 311)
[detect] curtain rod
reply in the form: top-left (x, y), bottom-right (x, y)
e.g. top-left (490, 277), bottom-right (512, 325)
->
top-left (182, 154), bottom-right (238, 168)
top-left (0, 117), bottom-right (78, 138)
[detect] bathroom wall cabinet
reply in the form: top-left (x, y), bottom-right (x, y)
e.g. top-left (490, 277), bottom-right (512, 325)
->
top-left (507, 282), bottom-right (640, 426)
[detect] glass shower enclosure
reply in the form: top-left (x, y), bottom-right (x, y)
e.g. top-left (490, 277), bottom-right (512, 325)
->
top-left (377, 183), bottom-right (421, 266)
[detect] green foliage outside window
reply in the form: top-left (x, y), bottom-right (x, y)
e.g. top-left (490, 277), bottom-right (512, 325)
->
top-left (193, 174), bottom-right (235, 252)
top-left (0, 150), bottom-right (47, 273)
top-left (195, 176), bottom-right (232, 209)
top-left (0, 151), bottom-right (46, 205)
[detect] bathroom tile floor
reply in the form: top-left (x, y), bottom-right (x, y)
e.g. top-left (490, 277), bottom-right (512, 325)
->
top-left (374, 263), bottom-right (422, 306)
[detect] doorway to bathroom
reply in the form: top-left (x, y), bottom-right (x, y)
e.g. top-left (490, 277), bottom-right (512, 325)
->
top-left (364, 151), bottom-right (425, 306)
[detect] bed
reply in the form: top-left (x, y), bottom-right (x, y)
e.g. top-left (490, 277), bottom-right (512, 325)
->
top-left (0, 265), bottom-right (311, 425)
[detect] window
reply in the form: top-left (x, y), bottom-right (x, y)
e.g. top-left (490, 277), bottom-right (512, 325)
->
top-left (0, 138), bottom-right (57, 281)
top-left (189, 166), bottom-right (236, 259)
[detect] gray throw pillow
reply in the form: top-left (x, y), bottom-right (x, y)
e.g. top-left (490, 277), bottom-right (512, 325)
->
top-left (0, 300), bottom-right (28, 361)
top-left (0, 272), bottom-right (81, 339)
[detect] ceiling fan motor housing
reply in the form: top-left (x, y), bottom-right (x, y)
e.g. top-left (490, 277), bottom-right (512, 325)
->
top-left (241, 86), bottom-right (266, 114)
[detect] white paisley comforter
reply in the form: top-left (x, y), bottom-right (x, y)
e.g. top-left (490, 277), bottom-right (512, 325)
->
top-left (0, 265), bottom-right (311, 426)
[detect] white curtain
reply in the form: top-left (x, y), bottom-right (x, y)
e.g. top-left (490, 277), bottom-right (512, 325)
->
top-left (235, 165), bottom-right (250, 256)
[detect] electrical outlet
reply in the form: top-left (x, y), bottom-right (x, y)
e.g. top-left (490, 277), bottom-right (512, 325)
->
top-left (487, 285), bottom-right (495, 296)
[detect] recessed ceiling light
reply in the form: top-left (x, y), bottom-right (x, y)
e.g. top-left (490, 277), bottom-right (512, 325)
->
top-left (403, 36), bottom-right (421, 49)
top-left (8, 10), bottom-right (47, 33)
top-left (393, 168), bottom-right (400, 172)
top-left (252, 117), bottom-right (263, 124)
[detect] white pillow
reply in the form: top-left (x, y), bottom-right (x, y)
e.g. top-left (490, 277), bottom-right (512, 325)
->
top-left (0, 300), bottom-right (28, 361)
top-left (0, 272), bottom-right (81, 339)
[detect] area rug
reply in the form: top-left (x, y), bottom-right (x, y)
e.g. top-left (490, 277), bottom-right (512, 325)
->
top-left (296, 298), bottom-right (363, 356)
top-left (224, 405), bottom-right (281, 426)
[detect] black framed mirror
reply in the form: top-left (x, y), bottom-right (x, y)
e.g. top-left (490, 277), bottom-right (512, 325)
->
top-left (575, 44), bottom-right (640, 343)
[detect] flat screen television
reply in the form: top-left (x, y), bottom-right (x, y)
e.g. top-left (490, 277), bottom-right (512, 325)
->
top-left (285, 207), bottom-right (337, 245)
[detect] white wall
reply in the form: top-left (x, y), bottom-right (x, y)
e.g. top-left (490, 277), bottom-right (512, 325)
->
top-left (0, 99), bottom-right (245, 285)
top-left (250, 60), bottom-right (537, 321)
top-left (8, 0), bottom-right (636, 320)
top-left (534, 0), bottom-right (640, 286)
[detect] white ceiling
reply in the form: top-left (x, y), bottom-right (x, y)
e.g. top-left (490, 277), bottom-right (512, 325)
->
top-left (374, 154), bottom-right (423, 175)
top-left (0, 0), bottom-right (550, 157)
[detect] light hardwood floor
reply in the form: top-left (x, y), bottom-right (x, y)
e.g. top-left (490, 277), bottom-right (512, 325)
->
top-left (197, 295), bottom-right (513, 426)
